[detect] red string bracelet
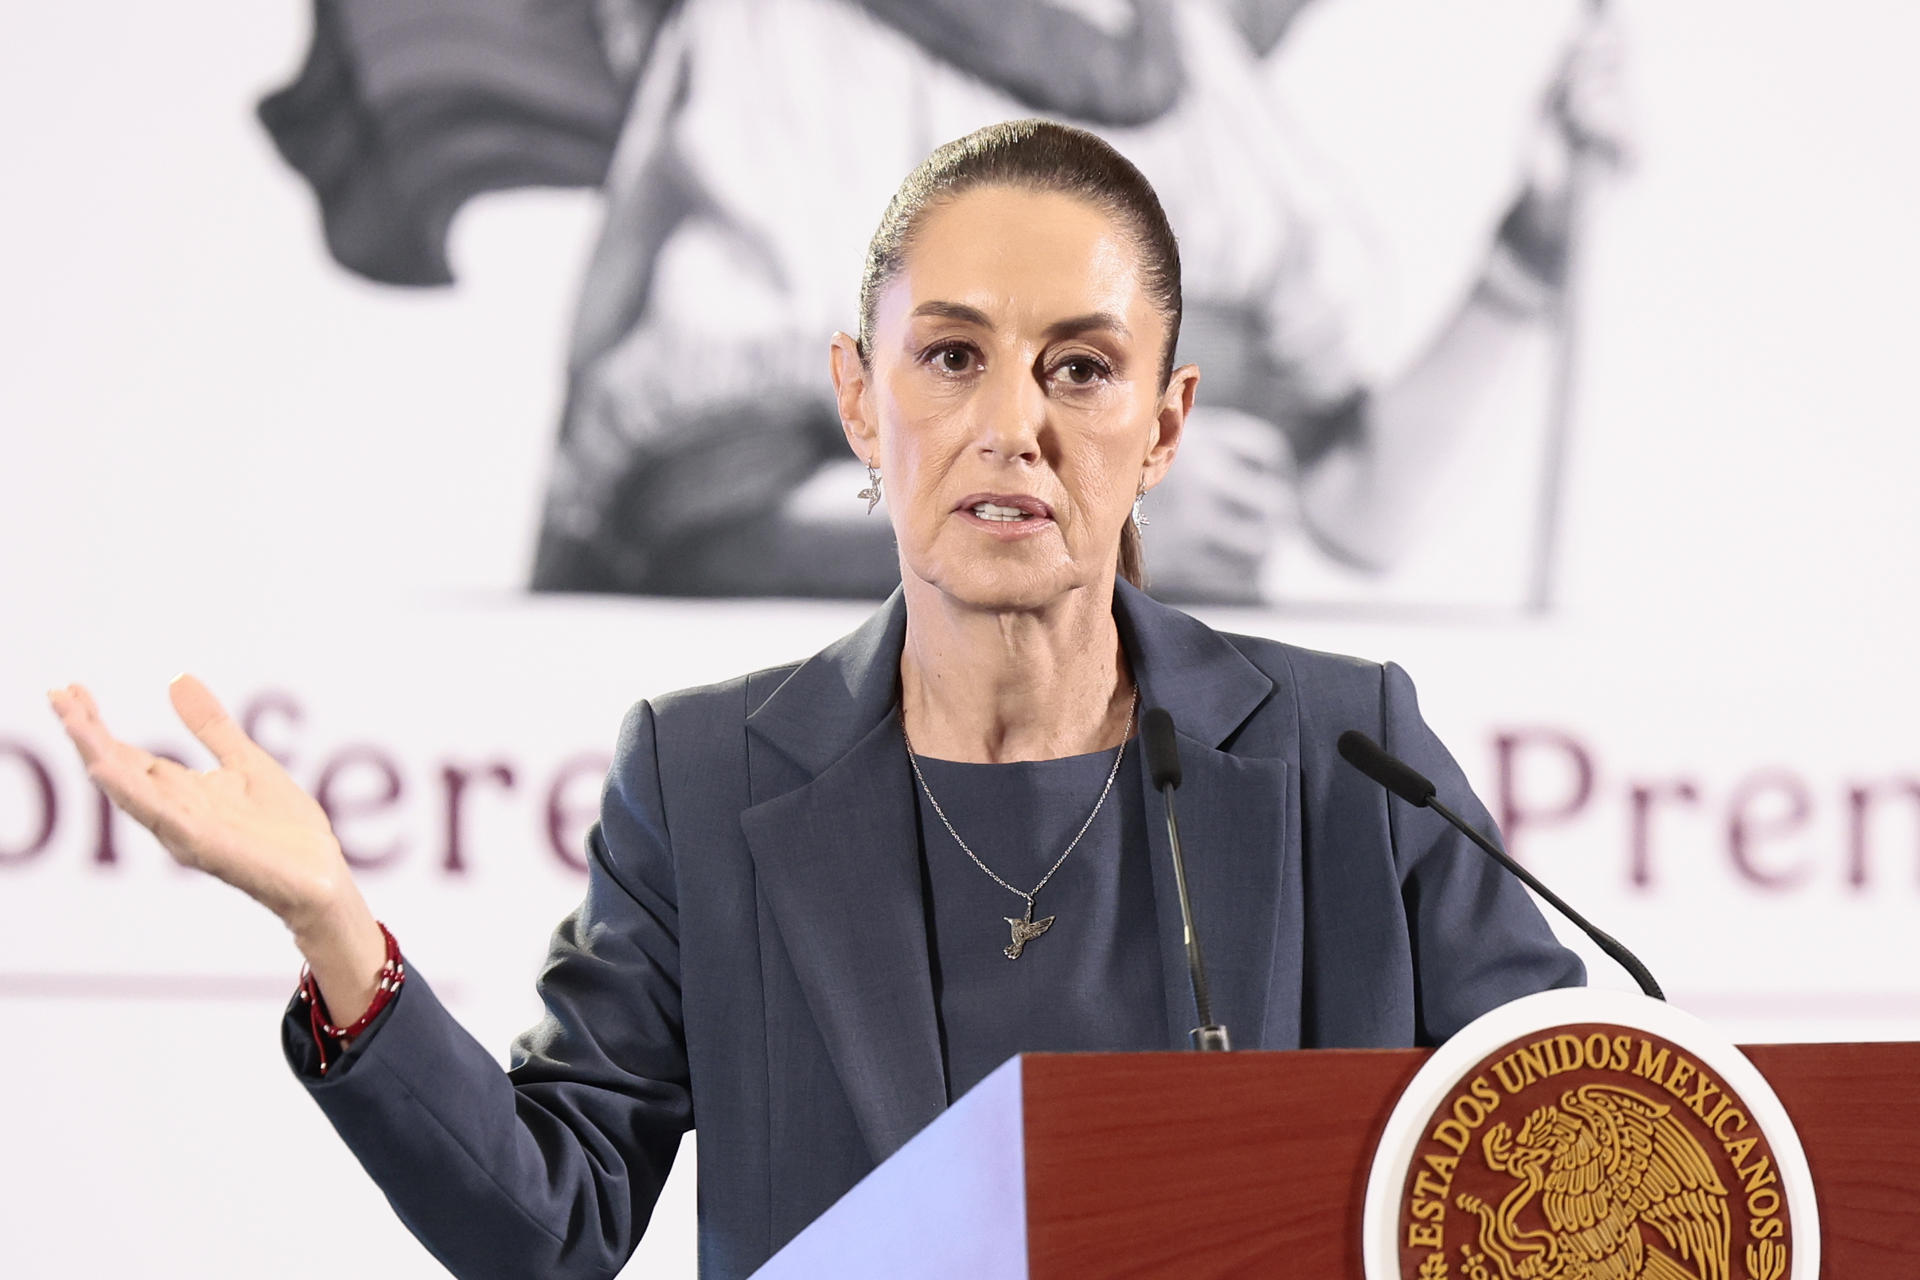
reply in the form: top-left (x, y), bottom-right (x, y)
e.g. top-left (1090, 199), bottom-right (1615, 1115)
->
top-left (295, 921), bottom-right (405, 1075)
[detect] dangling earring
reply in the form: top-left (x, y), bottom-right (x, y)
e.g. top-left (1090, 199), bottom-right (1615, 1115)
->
top-left (1131, 478), bottom-right (1149, 530)
top-left (858, 458), bottom-right (883, 514)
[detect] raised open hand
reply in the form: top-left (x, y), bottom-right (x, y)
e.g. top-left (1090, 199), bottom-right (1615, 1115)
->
top-left (51, 675), bottom-right (388, 1023)
top-left (47, 675), bottom-right (351, 929)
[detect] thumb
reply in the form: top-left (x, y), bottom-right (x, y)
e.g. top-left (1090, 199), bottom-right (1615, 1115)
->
top-left (169, 674), bottom-right (252, 767)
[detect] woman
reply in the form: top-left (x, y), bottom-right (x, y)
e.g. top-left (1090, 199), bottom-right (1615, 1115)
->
top-left (47, 120), bottom-right (1580, 1279)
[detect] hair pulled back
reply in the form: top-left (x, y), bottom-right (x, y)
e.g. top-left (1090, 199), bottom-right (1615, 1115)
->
top-left (855, 120), bottom-right (1185, 591)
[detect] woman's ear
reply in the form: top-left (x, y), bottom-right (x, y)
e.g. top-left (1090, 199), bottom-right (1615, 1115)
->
top-left (829, 332), bottom-right (879, 463)
top-left (1142, 362), bottom-right (1200, 490)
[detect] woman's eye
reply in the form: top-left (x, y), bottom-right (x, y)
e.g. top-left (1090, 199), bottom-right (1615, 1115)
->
top-left (928, 344), bottom-right (976, 374)
top-left (1055, 356), bottom-right (1110, 385)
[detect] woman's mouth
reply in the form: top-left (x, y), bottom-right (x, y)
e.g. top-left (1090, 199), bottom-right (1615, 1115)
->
top-left (971, 501), bottom-right (1033, 522)
top-left (955, 493), bottom-right (1055, 536)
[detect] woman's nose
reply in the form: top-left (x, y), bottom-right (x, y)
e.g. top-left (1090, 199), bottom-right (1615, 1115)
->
top-left (973, 365), bottom-right (1045, 463)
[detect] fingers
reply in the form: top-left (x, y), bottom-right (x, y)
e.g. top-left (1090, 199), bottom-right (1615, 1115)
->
top-left (1204, 520), bottom-right (1276, 563)
top-left (1217, 436), bottom-right (1292, 479)
top-left (169, 673), bottom-right (252, 767)
top-left (83, 743), bottom-right (175, 837)
top-left (47, 683), bottom-right (114, 770)
top-left (1201, 410), bottom-right (1295, 474)
top-left (1190, 468), bottom-right (1290, 561)
top-left (47, 684), bottom-right (191, 845)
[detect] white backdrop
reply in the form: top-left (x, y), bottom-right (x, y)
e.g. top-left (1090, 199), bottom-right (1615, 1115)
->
top-left (5, 2), bottom-right (1920, 1276)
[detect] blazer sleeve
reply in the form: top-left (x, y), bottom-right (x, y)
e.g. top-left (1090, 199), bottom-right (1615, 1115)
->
top-left (1378, 661), bottom-right (1586, 1043)
top-left (283, 699), bottom-right (692, 1280)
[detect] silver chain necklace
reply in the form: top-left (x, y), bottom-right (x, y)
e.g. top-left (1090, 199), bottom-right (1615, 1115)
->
top-left (903, 687), bottom-right (1138, 960)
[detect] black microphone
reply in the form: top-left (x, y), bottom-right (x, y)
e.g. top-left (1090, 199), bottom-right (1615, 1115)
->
top-left (1143, 708), bottom-right (1231, 1050)
top-left (1336, 730), bottom-right (1664, 1002)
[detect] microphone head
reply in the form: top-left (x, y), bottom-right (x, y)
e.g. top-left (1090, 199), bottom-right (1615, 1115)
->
top-left (1142, 707), bottom-right (1182, 790)
top-left (1336, 730), bottom-right (1438, 807)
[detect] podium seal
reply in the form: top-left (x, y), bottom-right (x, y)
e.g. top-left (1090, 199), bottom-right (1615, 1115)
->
top-left (1364, 990), bottom-right (1818, 1280)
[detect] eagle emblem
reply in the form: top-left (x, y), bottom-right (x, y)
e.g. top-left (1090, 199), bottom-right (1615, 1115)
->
top-left (1456, 1084), bottom-right (1731, 1280)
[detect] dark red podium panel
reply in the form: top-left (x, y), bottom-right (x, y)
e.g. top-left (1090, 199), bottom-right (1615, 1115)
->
top-left (1023, 1050), bottom-right (1422, 1276)
top-left (1741, 1041), bottom-right (1920, 1275)
top-left (755, 1044), bottom-right (1920, 1278)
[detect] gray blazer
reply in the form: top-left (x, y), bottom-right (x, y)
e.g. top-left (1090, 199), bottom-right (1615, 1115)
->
top-left (288, 582), bottom-right (1582, 1279)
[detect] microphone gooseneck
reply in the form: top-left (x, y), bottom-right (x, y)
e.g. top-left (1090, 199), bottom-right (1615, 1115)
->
top-left (1142, 708), bottom-right (1230, 1051)
top-left (1144, 710), bottom-right (1183, 790)
top-left (1337, 730), bottom-right (1666, 1002)
top-left (1335, 730), bottom-right (1436, 806)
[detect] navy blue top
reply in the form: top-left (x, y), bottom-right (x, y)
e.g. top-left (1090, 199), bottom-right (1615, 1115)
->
top-left (910, 738), bottom-right (1165, 1101)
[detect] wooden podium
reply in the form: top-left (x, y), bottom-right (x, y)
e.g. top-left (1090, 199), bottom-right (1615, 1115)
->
top-left (752, 1043), bottom-right (1920, 1278)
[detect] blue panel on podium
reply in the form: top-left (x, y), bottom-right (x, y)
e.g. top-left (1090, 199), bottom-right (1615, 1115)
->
top-left (750, 1056), bottom-right (1029, 1278)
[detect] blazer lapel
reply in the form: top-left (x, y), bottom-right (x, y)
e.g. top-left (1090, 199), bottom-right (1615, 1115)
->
top-left (1116, 581), bottom-right (1303, 1051)
top-left (737, 580), bottom-right (1306, 1163)
top-left (739, 593), bottom-right (949, 1163)
top-left (1138, 743), bottom-right (1297, 1049)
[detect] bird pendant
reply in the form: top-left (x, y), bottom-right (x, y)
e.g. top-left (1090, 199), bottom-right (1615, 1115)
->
top-left (1003, 914), bottom-right (1055, 960)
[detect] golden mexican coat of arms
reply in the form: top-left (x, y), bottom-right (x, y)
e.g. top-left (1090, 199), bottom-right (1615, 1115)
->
top-left (1393, 1026), bottom-right (1793, 1280)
